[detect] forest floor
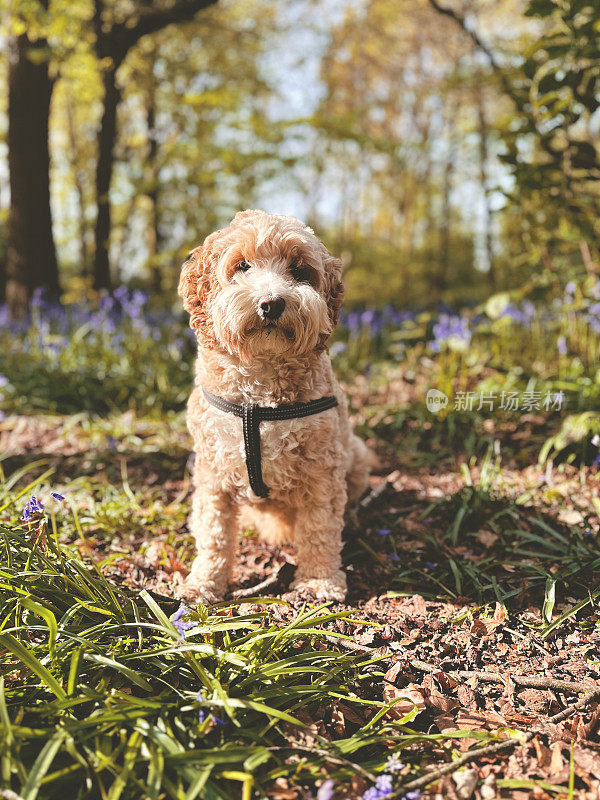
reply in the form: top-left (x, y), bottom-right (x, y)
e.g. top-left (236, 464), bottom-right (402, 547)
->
top-left (2, 367), bottom-right (600, 799)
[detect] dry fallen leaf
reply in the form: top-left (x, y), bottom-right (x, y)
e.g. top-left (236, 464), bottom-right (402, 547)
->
top-left (453, 768), bottom-right (478, 800)
top-left (476, 530), bottom-right (498, 547)
top-left (383, 682), bottom-right (427, 719)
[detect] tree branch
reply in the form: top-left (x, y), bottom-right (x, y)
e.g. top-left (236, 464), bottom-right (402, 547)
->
top-left (123, 0), bottom-right (218, 51)
top-left (426, 0), bottom-right (515, 99)
top-left (388, 687), bottom-right (600, 796)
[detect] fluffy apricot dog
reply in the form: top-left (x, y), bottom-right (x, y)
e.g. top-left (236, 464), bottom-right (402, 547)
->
top-left (177, 209), bottom-right (369, 602)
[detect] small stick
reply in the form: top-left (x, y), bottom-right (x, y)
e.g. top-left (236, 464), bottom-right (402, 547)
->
top-left (358, 471), bottom-right (399, 512)
top-left (231, 560), bottom-right (295, 599)
top-left (268, 743), bottom-right (377, 783)
top-left (231, 571), bottom-right (281, 599)
top-left (388, 687), bottom-right (600, 797)
top-left (322, 640), bottom-right (599, 697)
top-left (410, 658), bottom-right (598, 695)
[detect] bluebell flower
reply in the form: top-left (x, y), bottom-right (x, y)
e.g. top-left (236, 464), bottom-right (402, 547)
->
top-left (113, 286), bottom-right (129, 302)
top-left (387, 552), bottom-right (400, 562)
top-left (430, 314), bottom-right (471, 352)
top-left (22, 495), bottom-right (44, 521)
top-left (28, 496), bottom-right (44, 513)
top-left (425, 561), bottom-right (437, 570)
top-left (172, 603), bottom-right (196, 638)
top-left (196, 689), bottom-right (227, 725)
top-left (565, 281), bottom-right (576, 295)
top-left (0, 375), bottom-right (8, 388)
top-left (362, 774), bottom-right (394, 800)
top-left (51, 492), bottom-right (65, 501)
top-left (377, 529), bottom-right (392, 536)
top-left (557, 336), bottom-right (567, 356)
top-left (522, 301), bottom-right (536, 318)
top-left (386, 754), bottom-right (405, 773)
top-left (329, 341), bottom-right (347, 358)
top-left (593, 453), bottom-right (600, 468)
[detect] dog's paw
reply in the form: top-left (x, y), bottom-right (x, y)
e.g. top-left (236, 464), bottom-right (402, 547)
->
top-left (289, 574), bottom-right (347, 603)
top-left (174, 580), bottom-right (221, 605)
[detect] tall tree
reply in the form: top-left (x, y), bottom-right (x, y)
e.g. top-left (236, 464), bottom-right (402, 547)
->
top-left (91, 0), bottom-right (217, 291)
top-left (5, 5), bottom-right (59, 316)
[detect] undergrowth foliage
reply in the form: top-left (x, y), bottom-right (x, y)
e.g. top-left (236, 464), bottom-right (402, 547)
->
top-left (0, 495), bottom-right (443, 800)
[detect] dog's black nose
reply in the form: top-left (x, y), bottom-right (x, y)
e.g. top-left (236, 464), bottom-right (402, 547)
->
top-left (259, 297), bottom-right (286, 321)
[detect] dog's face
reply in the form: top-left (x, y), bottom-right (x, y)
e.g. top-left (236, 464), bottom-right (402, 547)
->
top-left (178, 210), bottom-right (344, 360)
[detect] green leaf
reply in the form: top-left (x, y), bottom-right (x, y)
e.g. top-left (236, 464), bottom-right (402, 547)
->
top-left (0, 632), bottom-right (66, 700)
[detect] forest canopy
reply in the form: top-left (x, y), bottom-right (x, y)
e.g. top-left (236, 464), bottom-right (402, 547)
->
top-left (1, 0), bottom-right (599, 311)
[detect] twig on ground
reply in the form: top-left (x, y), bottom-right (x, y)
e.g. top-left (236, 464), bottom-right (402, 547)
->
top-left (325, 636), bottom-right (600, 694)
top-left (231, 559), bottom-right (295, 599)
top-left (358, 471), bottom-right (399, 513)
top-left (323, 637), bottom-right (597, 696)
top-left (503, 625), bottom-right (550, 656)
top-left (410, 658), bottom-right (598, 695)
top-left (269, 743), bottom-right (377, 782)
top-left (388, 687), bottom-right (600, 797)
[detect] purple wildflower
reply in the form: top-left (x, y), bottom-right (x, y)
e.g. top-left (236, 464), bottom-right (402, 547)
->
top-left (425, 561), bottom-right (437, 570)
top-left (593, 453), bottom-right (600, 468)
top-left (196, 690), bottom-right (207, 723)
top-left (386, 754), bottom-right (405, 773)
top-left (377, 529), bottom-right (392, 536)
top-left (363, 774), bottom-right (394, 800)
top-left (196, 689), bottom-right (227, 726)
top-left (172, 603), bottom-right (196, 638)
top-left (403, 792), bottom-right (421, 800)
top-left (0, 375), bottom-right (8, 388)
top-left (329, 341), bottom-right (347, 358)
top-left (565, 281), bottom-right (576, 295)
top-left (21, 494), bottom-right (44, 522)
top-left (51, 492), bottom-right (65, 501)
top-left (557, 336), bottom-right (567, 356)
top-left (387, 552), bottom-right (400, 562)
top-left (430, 314), bottom-right (471, 352)
top-left (317, 780), bottom-right (335, 800)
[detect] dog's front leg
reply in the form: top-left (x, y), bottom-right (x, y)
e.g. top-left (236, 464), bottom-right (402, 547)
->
top-left (290, 471), bottom-right (347, 602)
top-left (177, 485), bottom-right (237, 604)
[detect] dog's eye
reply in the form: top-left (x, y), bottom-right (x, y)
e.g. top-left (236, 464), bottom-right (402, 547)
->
top-left (236, 261), bottom-right (251, 273)
top-left (290, 262), bottom-right (309, 282)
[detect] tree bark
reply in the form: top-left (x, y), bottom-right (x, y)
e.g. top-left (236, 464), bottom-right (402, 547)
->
top-left (438, 124), bottom-right (455, 300)
top-left (145, 85), bottom-right (164, 293)
top-left (91, 0), bottom-right (218, 292)
top-left (5, 28), bottom-right (59, 316)
top-left (476, 85), bottom-right (495, 290)
top-left (66, 99), bottom-right (91, 278)
top-left (93, 62), bottom-right (120, 290)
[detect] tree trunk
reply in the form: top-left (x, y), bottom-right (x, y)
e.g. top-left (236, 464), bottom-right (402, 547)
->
top-left (5, 29), bottom-right (59, 316)
top-left (476, 85), bottom-right (495, 290)
top-left (438, 118), bottom-right (455, 300)
top-left (145, 87), bottom-right (164, 293)
top-left (93, 63), bottom-right (120, 290)
top-left (66, 99), bottom-right (91, 278)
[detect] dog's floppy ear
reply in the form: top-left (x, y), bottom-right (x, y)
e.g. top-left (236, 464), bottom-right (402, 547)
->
top-left (178, 242), bottom-right (214, 332)
top-left (316, 245), bottom-right (345, 351)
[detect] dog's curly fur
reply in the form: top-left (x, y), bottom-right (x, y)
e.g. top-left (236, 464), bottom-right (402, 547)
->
top-left (177, 209), bottom-right (369, 602)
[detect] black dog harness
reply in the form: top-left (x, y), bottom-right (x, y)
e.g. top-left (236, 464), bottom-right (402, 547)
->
top-left (202, 388), bottom-right (338, 498)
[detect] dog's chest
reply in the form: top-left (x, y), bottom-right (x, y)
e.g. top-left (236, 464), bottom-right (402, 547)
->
top-left (200, 404), bottom-right (337, 498)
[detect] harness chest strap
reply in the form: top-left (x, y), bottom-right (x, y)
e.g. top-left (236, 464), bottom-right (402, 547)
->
top-left (201, 388), bottom-right (338, 498)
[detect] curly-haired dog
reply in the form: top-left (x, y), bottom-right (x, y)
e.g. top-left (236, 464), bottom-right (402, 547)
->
top-left (177, 209), bottom-right (369, 602)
